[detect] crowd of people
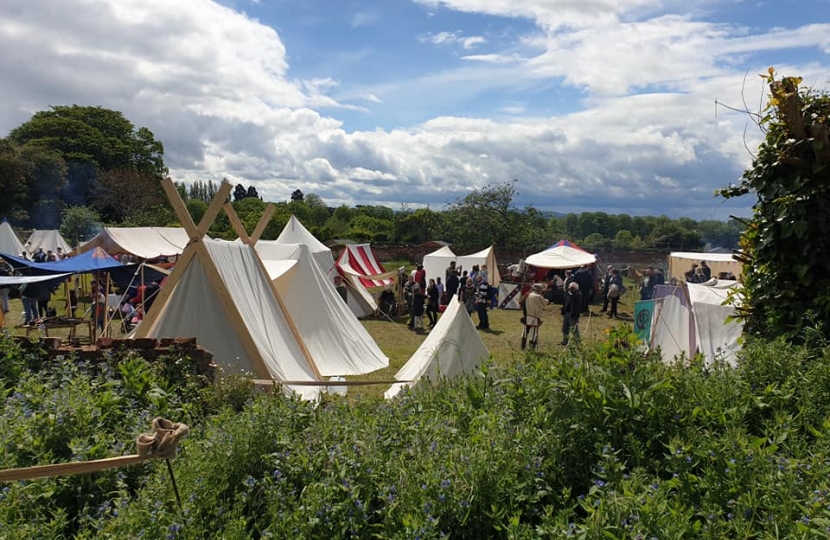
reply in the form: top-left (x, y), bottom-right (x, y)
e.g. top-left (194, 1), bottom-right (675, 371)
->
top-left (399, 261), bottom-right (493, 332)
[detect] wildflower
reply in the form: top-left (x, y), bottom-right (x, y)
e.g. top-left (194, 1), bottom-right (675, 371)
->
top-left (441, 479), bottom-right (451, 489)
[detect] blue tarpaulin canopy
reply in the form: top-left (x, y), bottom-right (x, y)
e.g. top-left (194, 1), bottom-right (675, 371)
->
top-left (0, 247), bottom-right (125, 274)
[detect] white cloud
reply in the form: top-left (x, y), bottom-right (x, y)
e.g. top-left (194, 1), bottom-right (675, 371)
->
top-left (1, 0), bottom-right (828, 221)
top-left (460, 36), bottom-right (487, 49)
top-left (420, 31), bottom-right (487, 49)
top-left (413, 0), bottom-right (662, 30)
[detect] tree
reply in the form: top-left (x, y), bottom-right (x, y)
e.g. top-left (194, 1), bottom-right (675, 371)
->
top-left (92, 168), bottom-right (166, 222)
top-left (303, 193), bottom-right (331, 226)
top-left (186, 199), bottom-right (208, 225)
top-left (8, 105), bottom-right (166, 179)
top-left (0, 139), bottom-right (31, 222)
top-left (719, 70), bottom-right (830, 343)
top-left (60, 206), bottom-right (101, 246)
top-left (233, 184), bottom-right (247, 202)
top-left (445, 180), bottom-right (519, 250)
top-left (19, 144), bottom-right (68, 228)
top-left (291, 189), bottom-right (304, 202)
top-left (246, 185), bottom-right (260, 200)
top-left (614, 230), bottom-right (635, 250)
top-left (582, 233), bottom-right (610, 250)
top-left (7, 105), bottom-right (166, 213)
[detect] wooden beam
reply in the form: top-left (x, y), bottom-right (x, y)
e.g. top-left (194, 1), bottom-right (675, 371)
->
top-left (0, 455), bottom-right (148, 483)
top-left (223, 203), bottom-right (251, 245)
top-left (250, 204), bottom-right (276, 246)
top-left (161, 178), bottom-right (198, 240)
top-left (132, 247), bottom-right (196, 337)
top-left (221, 201), bottom-right (322, 379)
top-left (246, 243), bottom-right (323, 380)
top-left (190, 240), bottom-right (273, 380)
top-left (252, 379), bottom-right (415, 387)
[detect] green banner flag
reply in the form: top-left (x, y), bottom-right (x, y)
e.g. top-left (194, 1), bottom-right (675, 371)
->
top-left (634, 300), bottom-right (654, 342)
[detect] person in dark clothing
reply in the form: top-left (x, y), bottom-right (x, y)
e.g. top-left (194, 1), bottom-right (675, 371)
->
top-left (600, 265), bottom-right (614, 313)
top-left (411, 283), bottom-right (427, 332)
top-left (641, 267), bottom-right (657, 299)
top-left (403, 275), bottom-right (416, 329)
top-left (20, 282), bottom-right (40, 325)
top-left (573, 266), bottom-right (593, 313)
top-left (474, 275), bottom-right (490, 330)
top-left (379, 286), bottom-right (396, 317)
top-left (446, 267), bottom-right (460, 300)
top-left (414, 264), bottom-right (427, 290)
top-left (606, 268), bottom-right (623, 319)
top-left (426, 278), bottom-right (439, 326)
top-left (699, 261), bottom-right (711, 281)
top-left (333, 275), bottom-right (348, 303)
top-left (561, 282), bottom-right (582, 345)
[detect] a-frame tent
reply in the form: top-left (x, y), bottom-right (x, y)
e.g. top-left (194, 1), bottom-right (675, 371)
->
top-left (252, 240), bottom-right (390, 376)
top-left (272, 215), bottom-right (377, 318)
top-left (134, 180), bottom-right (323, 401)
top-left (275, 215), bottom-right (336, 275)
top-left (0, 220), bottom-right (24, 256)
top-left (385, 296), bottom-right (489, 399)
top-left (25, 229), bottom-right (71, 255)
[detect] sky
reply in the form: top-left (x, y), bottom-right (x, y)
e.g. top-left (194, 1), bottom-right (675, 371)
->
top-left (1, 0), bottom-right (828, 221)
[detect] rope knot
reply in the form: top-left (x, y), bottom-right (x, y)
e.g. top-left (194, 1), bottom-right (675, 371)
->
top-left (136, 417), bottom-right (189, 460)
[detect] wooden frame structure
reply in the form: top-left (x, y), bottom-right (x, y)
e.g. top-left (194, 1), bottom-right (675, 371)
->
top-left (134, 179), bottom-right (322, 382)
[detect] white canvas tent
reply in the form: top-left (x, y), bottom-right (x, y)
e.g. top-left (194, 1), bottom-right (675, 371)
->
top-left (253, 241), bottom-right (389, 376)
top-left (457, 245), bottom-right (501, 287)
top-left (650, 288), bottom-right (695, 363)
top-left (385, 296), bottom-right (489, 399)
top-left (648, 280), bottom-right (743, 367)
top-left (423, 245), bottom-right (457, 285)
top-left (25, 229), bottom-right (71, 254)
top-left (134, 180), bottom-right (324, 401)
top-left (525, 241), bottom-right (596, 269)
top-left (275, 215), bottom-right (336, 275)
top-left (687, 280), bottom-right (743, 366)
top-left (273, 216), bottom-right (378, 318)
top-left (136, 238), bottom-right (322, 400)
top-left (668, 252), bottom-right (742, 283)
top-left (0, 221), bottom-right (24, 256)
top-left (77, 227), bottom-right (190, 260)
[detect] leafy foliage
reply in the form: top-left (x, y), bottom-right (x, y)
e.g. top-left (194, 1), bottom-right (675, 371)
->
top-left (719, 69), bottom-right (830, 342)
top-left (2, 105), bottom-right (167, 227)
top-left (5, 330), bottom-right (830, 538)
top-left (0, 340), bottom-right (216, 538)
top-left (59, 206), bottom-right (103, 246)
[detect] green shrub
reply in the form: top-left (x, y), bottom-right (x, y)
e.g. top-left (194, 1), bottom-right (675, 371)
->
top-left (4, 329), bottom-right (830, 538)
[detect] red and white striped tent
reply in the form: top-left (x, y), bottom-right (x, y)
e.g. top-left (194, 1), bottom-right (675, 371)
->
top-left (336, 244), bottom-right (396, 288)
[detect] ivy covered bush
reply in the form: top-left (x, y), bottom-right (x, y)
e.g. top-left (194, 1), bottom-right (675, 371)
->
top-left (3, 328), bottom-right (830, 538)
top-left (719, 69), bottom-right (830, 342)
